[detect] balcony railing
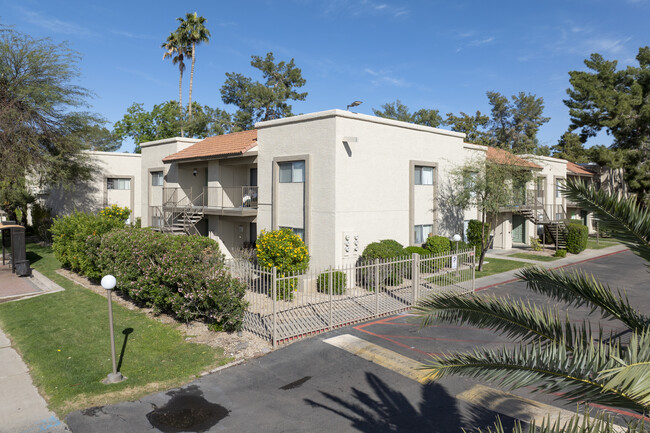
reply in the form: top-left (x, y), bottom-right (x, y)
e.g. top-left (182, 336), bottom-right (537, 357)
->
top-left (163, 186), bottom-right (258, 210)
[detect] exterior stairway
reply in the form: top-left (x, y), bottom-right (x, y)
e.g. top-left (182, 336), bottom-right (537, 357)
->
top-left (511, 190), bottom-right (568, 249)
top-left (155, 188), bottom-right (205, 236)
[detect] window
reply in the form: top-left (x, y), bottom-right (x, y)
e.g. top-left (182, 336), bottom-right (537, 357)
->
top-left (414, 166), bottom-right (434, 185)
top-left (280, 226), bottom-right (305, 241)
top-left (414, 224), bottom-right (433, 244)
top-left (107, 178), bottom-right (130, 190)
top-left (151, 171), bottom-right (163, 186)
top-left (279, 161), bottom-right (305, 183)
top-left (556, 178), bottom-right (564, 198)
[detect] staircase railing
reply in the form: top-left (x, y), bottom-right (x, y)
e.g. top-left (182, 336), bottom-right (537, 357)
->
top-left (158, 187), bottom-right (205, 235)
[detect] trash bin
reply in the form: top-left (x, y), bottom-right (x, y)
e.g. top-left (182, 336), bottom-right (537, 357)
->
top-left (0, 223), bottom-right (30, 276)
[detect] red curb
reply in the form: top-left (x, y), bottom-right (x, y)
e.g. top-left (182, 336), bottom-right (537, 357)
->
top-left (474, 248), bottom-right (628, 292)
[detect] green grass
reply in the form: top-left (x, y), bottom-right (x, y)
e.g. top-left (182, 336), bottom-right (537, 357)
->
top-left (475, 257), bottom-right (529, 278)
top-left (586, 238), bottom-right (620, 250)
top-left (426, 258), bottom-right (529, 285)
top-left (0, 243), bottom-right (230, 416)
top-left (508, 252), bottom-right (561, 262)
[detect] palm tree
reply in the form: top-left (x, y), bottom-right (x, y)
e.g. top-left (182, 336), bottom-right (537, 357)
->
top-left (416, 179), bottom-right (650, 432)
top-left (176, 12), bottom-right (210, 121)
top-left (161, 31), bottom-right (189, 136)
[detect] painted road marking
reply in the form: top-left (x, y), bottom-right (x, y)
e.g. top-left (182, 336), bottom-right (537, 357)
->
top-left (323, 334), bottom-right (430, 383)
top-left (323, 334), bottom-right (618, 429)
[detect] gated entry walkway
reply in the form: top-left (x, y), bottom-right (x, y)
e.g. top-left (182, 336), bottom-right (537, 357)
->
top-left (228, 249), bottom-right (475, 346)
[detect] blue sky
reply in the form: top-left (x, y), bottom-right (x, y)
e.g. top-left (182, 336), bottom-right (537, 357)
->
top-left (3, 0), bottom-right (649, 152)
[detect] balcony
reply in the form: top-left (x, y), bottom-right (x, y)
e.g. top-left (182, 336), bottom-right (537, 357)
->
top-left (163, 186), bottom-right (258, 217)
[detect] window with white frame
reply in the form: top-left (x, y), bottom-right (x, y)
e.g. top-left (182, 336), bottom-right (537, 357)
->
top-left (279, 161), bottom-right (305, 183)
top-left (414, 224), bottom-right (433, 244)
top-left (151, 171), bottom-right (163, 186)
top-left (107, 178), bottom-right (131, 190)
top-left (414, 166), bottom-right (434, 185)
top-left (280, 226), bottom-right (305, 241)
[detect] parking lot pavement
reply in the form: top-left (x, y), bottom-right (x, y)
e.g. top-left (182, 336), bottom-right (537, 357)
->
top-left (66, 250), bottom-right (647, 432)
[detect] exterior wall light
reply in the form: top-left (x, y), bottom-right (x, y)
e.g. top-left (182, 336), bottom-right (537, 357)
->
top-left (346, 101), bottom-right (362, 111)
top-left (101, 274), bottom-right (125, 384)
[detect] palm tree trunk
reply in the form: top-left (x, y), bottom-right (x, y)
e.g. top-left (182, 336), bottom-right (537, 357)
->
top-left (179, 68), bottom-right (184, 138)
top-left (188, 42), bottom-right (195, 121)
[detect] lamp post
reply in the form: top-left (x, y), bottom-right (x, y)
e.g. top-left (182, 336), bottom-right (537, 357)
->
top-left (452, 234), bottom-right (461, 276)
top-left (101, 275), bottom-right (125, 384)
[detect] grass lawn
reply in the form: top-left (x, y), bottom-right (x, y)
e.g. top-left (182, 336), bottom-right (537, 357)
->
top-left (0, 243), bottom-right (230, 416)
top-left (508, 252), bottom-right (561, 262)
top-left (427, 258), bottom-right (529, 285)
top-left (476, 257), bottom-right (530, 278)
top-left (586, 238), bottom-right (620, 250)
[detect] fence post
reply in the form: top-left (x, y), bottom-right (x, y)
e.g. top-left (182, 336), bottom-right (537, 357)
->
top-left (272, 266), bottom-right (277, 349)
top-left (374, 259), bottom-right (380, 317)
top-left (471, 247), bottom-right (476, 292)
top-left (328, 267), bottom-right (333, 330)
top-left (412, 253), bottom-right (419, 305)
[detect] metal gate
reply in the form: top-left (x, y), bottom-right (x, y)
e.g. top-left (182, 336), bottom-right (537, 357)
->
top-left (228, 249), bottom-right (475, 347)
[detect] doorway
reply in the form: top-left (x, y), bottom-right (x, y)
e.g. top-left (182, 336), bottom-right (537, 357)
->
top-left (512, 214), bottom-right (526, 244)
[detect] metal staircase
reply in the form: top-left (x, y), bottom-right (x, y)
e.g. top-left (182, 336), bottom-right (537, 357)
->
top-left (511, 190), bottom-right (569, 249)
top-left (155, 188), bottom-right (205, 236)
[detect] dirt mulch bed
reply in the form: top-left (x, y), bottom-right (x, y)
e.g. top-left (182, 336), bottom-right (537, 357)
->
top-left (56, 269), bottom-right (272, 362)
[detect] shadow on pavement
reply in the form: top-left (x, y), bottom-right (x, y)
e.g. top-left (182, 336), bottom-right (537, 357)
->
top-left (305, 372), bottom-right (514, 432)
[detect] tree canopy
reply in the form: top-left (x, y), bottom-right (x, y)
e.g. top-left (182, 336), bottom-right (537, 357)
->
top-left (113, 101), bottom-right (231, 153)
top-left (220, 52), bottom-right (307, 130)
top-left (0, 27), bottom-right (100, 218)
top-left (372, 100), bottom-right (443, 127)
top-left (565, 46), bottom-right (650, 204)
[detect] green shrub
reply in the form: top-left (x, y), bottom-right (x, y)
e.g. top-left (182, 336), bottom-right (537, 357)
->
top-left (566, 222), bottom-right (588, 254)
top-left (50, 208), bottom-right (128, 279)
top-left (529, 237), bottom-right (543, 251)
top-left (553, 249), bottom-right (567, 258)
top-left (360, 239), bottom-right (406, 288)
top-left (404, 246), bottom-right (427, 256)
top-left (97, 228), bottom-right (247, 332)
top-left (425, 235), bottom-right (451, 255)
top-left (317, 271), bottom-right (347, 295)
top-left (467, 220), bottom-right (490, 257)
top-left (256, 228), bottom-right (310, 300)
top-left (99, 204), bottom-right (131, 222)
top-left (379, 239), bottom-right (405, 257)
top-left (30, 202), bottom-right (52, 243)
top-left (361, 242), bottom-right (397, 260)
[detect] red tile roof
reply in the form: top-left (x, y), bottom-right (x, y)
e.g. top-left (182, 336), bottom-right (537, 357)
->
top-left (566, 161), bottom-right (592, 176)
top-left (486, 147), bottom-right (542, 169)
top-left (162, 130), bottom-right (258, 163)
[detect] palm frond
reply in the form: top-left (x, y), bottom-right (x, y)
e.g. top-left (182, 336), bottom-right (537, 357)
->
top-left (598, 330), bottom-right (650, 407)
top-left (517, 267), bottom-right (648, 332)
top-left (561, 178), bottom-right (650, 264)
top-left (422, 338), bottom-right (648, 413)
top-left (415, 292), bottom-right (588, 350)
top-left (477, 412), bottom-right (647, 433)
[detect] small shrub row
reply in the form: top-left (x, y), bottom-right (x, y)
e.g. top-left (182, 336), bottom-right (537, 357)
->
top-left (566, 222), bottom-right (588, 254)
top-left (97, 228), bottom-right (247, 332)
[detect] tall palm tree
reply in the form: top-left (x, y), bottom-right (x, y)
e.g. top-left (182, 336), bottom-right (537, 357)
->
top-left (416, 179), bottom-right (650, 432)
top-left (176, 12), bottom-right (210, 121)
top-left (161, 31), bottom-right (189, 136)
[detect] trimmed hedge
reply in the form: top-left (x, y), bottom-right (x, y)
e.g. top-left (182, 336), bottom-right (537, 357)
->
top-left (554, 249), bottom-right (567, 258)
top-left (256, 228), bottom-right (310, 300)
top-left (467, 220), bottom-right (490, 257)
top-left (404, 246), bottom-right (427, 256)
top-left (360, 239), bottom-right (405, 288)
top-left (425, 235), bottom-right (451, 254)
top-left (317, 271), bottom-right (347, 295)
top-left (51, 208), bottom-right (129, 280)
top-left (566, 222), bottom-right (588, 254)
top-left (97, 228), bottom-right (247, 332)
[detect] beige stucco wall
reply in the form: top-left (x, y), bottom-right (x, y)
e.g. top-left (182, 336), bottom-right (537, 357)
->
top-left (46, 151), bottom-right (142, 222)
top-left (257, 110), bottom-right (484, 269)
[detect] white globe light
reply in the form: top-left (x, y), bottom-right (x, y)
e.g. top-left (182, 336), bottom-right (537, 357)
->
top-left (101, 275), bottom-right (117, 290)
top-left (452, 234), bottom-right (461, 242)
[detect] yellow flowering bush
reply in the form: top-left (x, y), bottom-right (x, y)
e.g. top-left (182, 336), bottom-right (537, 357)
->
top-left (99, 204), bottom-right (131, 223)
top-left (256, 229), bottom-right (309, 300)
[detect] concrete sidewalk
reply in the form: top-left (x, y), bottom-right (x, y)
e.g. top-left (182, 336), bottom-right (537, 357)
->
top-left (476, 243), bottom-right (629, 290)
